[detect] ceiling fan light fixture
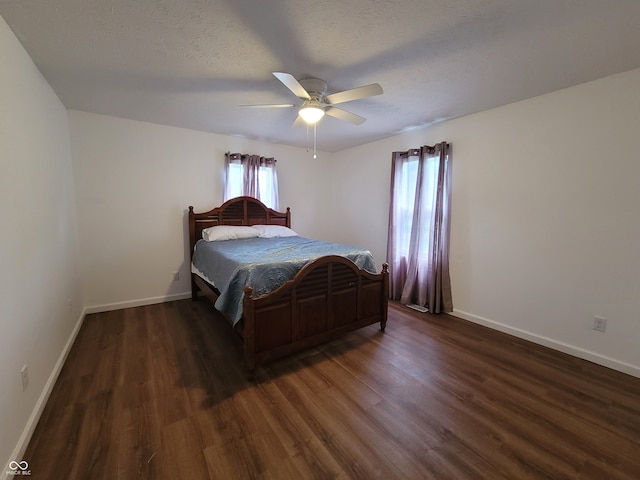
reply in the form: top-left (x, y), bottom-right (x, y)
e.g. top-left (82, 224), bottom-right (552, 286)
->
top-left (298, 101), bottom-right (325, 124)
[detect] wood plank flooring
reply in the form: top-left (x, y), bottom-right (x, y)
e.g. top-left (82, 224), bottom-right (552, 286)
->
top-left (23, 299), bottom-right (640, 479)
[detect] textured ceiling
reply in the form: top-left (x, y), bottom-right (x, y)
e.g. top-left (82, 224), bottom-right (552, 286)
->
top-left (2, 0), bottom-right (640, 152)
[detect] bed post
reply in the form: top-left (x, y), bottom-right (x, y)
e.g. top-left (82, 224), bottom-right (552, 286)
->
top-left (380, 263), bottom-right (389, 332)
top-left (188, 206), bottom-right (198, 301)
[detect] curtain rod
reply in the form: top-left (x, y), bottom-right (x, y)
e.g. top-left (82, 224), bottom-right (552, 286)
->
top-left (395, 142), bottom-right (451, 156)
top-left (225, 151), bottom-right (277, 162)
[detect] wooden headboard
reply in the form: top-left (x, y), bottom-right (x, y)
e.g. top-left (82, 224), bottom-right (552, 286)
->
top-left (188, 196), bottom-right (291, 260)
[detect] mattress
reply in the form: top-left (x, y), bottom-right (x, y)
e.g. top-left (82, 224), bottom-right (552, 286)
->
top-left (191, 236), bottom-right (377, 324)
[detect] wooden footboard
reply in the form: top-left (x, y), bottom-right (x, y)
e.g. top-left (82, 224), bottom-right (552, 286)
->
top-left (242, 255), bottom-right (389, 376)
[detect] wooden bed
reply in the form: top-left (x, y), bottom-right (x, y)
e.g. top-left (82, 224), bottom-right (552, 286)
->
top-left (188, 196), bottom-right (389, 376)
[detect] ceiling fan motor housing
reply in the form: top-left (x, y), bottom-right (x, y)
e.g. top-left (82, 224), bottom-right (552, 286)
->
top-left (299, 77), bottom-right (328, 100)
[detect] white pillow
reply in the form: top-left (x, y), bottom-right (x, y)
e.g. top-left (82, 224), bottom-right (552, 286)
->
top-left (253, 224), bottom-right (298, 238)
top-left (202, 225), bottom-right (259, 241)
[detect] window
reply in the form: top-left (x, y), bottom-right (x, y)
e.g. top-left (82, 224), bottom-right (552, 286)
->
top-left (393, 156), bottom-right (419, 260)
top-left (223, 153), bottom-right (279, 210)
top-left (225, 161), bottom-right (243, 200)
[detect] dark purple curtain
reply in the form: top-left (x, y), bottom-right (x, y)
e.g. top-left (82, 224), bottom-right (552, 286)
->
top-left (387, 142), bottom-right (452, 313)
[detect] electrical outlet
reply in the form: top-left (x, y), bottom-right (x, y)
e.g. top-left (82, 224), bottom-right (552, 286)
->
top-left (20, 365), bottom-right (29, 392)
top-left (172, 271), bottom-right (180, 282)
top-left (593, 316), bottom-right (607, 332)
top-left (68, 299), bottom-right (73, 312)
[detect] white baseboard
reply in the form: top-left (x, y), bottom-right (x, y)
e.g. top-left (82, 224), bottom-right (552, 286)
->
top-left (3, 307), bottom-right (87, 480)
top-left (451, 309), bottom-right (640, 379)
top-left (84, 291), bottom-right (192, 314)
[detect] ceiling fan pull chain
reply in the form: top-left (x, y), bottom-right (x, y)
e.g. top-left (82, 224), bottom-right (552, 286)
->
top-left (313, 123), bottom-right (317, 159)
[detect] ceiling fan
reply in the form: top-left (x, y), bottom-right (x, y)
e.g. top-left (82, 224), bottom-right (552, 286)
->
top-left (242, 72), bottom-right (383, 126)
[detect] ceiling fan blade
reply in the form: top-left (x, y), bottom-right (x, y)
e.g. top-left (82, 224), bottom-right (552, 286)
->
top-left (239, 103), bottom-right (297, 108)
top-left (324, 106), bottom-right (366, 125)
top-left (273, 72), bottom-right (311, 99)
top-left (325, 83), bottom-right (383, 105)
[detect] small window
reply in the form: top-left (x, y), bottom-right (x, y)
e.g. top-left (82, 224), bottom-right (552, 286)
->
top-left (223, 153), bottom-right (279, 210)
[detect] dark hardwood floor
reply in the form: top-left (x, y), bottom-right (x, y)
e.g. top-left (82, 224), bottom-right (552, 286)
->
top-left (23, 299), bottom-right (640, 479)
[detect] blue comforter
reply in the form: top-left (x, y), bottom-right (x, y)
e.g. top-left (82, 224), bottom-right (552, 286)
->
top-left (192, 236), bottom-right (377, 325)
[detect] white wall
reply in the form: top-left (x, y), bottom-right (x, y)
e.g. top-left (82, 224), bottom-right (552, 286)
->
top-left (333, 68), bottom-right (640, 376)
top-left (0, 16), bottom-right (81, 476)
top-left (69, 111), bottom-right (333, 310)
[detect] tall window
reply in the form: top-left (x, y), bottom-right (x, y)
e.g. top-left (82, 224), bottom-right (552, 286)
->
top-left (387, 143), bottom-right (452, 313)
top-left (223, 153), bottom-right (279, 210)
